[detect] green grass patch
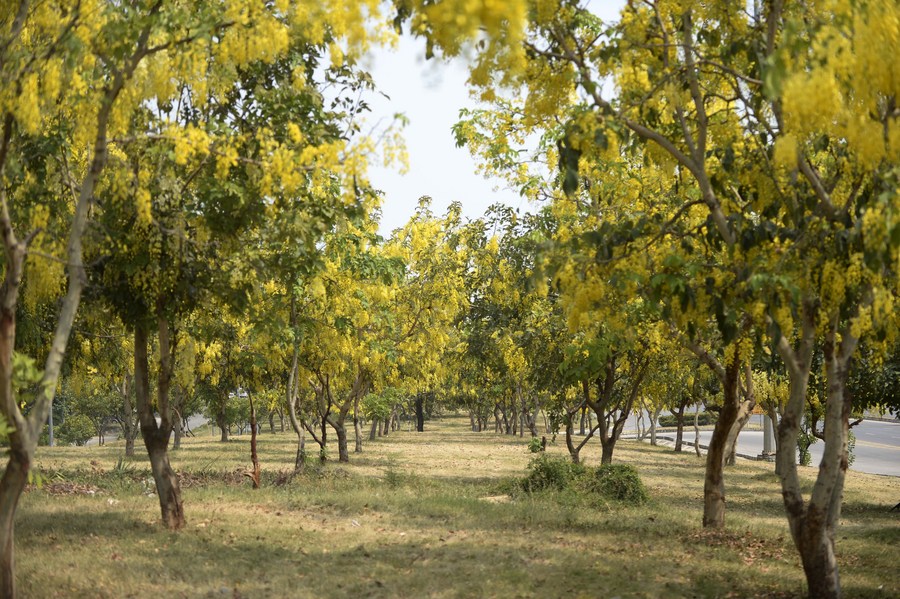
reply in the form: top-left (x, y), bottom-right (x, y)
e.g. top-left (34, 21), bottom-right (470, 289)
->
top-left (15, 414), bottom-right (900, 598)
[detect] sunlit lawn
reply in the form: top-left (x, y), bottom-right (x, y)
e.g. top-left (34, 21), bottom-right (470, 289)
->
top-left (18, 414), bottom-right (900, 598)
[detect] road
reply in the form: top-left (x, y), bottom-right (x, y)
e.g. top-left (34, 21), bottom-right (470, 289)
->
top-left (651, 417), bottom-right (900, 477)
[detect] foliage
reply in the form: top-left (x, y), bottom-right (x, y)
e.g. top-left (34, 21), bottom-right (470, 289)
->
top-left (582, 464), bottom-right (649, 506)
top-left (527, 436), bottom-right (544, 453)
top-left (56, 414), bottom-right (94, 447)
top-left (658, 412), bottom-right (718, 428)
top-left (520, 454), bottom-right (584, 493)
top-left (0, 413), bottom-right (14, 446)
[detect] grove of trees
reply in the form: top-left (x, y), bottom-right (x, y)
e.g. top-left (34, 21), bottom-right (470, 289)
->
top-left (0, 2), bottom-right (897, 599)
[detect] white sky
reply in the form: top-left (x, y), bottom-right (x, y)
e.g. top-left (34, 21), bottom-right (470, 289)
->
top-left (363, 36), bottom-right (524, 236)
top-left (364, 2), bottom-right (625, 236)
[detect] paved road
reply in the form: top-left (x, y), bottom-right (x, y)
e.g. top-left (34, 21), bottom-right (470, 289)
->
top-left (651, 418), bottom-right (900, 477)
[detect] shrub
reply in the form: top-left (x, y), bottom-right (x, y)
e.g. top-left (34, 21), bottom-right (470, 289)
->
top-left (658, 411), bottom-right (718, 427)
top-left (521, 454), bottom-right (583, 493)
top-left (57, 414), bottom-right (94, 446)
top-left (583, 463), bottom-right (648, 505)
top-left (527, 437), bottom-right (544, 453)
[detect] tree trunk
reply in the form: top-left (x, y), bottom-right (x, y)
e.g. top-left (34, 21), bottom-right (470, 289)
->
top-left (334, 421), bottom-right (349, 463)
top-left (767, 404), bottom-right (783, 476)
top-left (217, 408), bottom-right (229, 442)
top-left (369, 419), bottom-right (378, 441)
top-left (353, 397), bottom-right (362, 453)
top-left (674, 403), bottom-right (687, 452)
top-left (702, 353), bottom-right (742, 529)
top-left (774, 306), bottom-right (857, 599)
top-left (600, 438), bottom-right (615, 465)
top-left (694, 405), bottom-right (702, 457)
top-left (565, 418), bottom-right (581, 464)
top-left (650, 404), bottom-right (662, 446)
top-left (0, 449), bottom-right (30, 599)
top-left (135, 322), bottom-right (185, 530)
top-left (724, 368), bottom-right (757, 466)
top-left (415, 393), bottom-right (424, 432)
top-left (173, 410), bottom-right (182, 450)
top-left (247, 391), bottom-right (260, 489)
top-left (294, 427), bottom-right (306, 473)
top-left (268, 411), bottom-right (276, 434)
top-left (145, 434), bottom-right (185, 529)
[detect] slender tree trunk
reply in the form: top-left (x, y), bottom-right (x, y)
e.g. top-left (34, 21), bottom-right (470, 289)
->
top-left (774, 305), bottom-right (856, 599)
top-left (268, 411), bottom-right (276, 434)
top-left (415, 393), bottom-right (424, 432)
top-left (173, 408), bottom-right (183, 450)
top-left (354, 416), bottom-right (362, 453)
top-left (135, 323), bottom-right (185, 530)
top-left (334, 420), bottom-right (349, 463)
top-left (565, 417), bottom-right (581, 464)
top-left (353, 398), bottom-right (362, 453)
top-left (650, 404), bottom-right (663, 446)
top-left (122, 373), bottom-right (137, 457)
top-left (246, 391), bottom-right (260, 488)
top-left (369, 419), bottom-right (378, 441)
top-left (702, 354), bottom-right (742, 528)
top-left (0, 449), bottom-right (29, 599)
top-left (674, 403), bottom-right (687, 452)
top-left (767, 404), bottom-right (783, 476)
top-left (724, 368), bottom-right (756, 466)
top-left (216, 407), bottom-right (229, 442)
top-left (694, 405), bottom-right (702, 457)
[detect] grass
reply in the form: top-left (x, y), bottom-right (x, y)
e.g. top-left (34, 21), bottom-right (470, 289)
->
top-left (18, 414), bottom-right (900, 598)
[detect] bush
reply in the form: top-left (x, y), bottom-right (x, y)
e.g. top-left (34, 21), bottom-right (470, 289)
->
top-left (583, 463), bottom-right (649, 505)
top-left (521, 454), bottom-right (583, 493)
top-left (658, 411), bottom-right (717, 427)
top-left (57, 414), bottom-right (95, 446)
top-left (527, 437), bottom-right (544, 453)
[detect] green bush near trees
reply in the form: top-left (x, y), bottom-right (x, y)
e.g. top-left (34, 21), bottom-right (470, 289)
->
top-left (582, 464), bottom-right (649, 505)
top-left (658, 411), bottom-right (718, 427)
top-left (56, 415), bottom-right (95, 447)
top-left (520, 454), bottom-right (584, 492)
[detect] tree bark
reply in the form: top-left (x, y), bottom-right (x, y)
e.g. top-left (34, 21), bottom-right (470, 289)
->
top-left (693, 405), bottom-right (702, 457)
top-left (0, 448), bottom-right (29, 599)
top-left (774, 303), bottom-right (858, 599)
top-left (173, 408), bottom-right (183, 450)
top-left (135, 323), bottom-right (185, 530)
top-left (247, 391), bottom-right (260, 488)
top-left (415, 393), bottom-right (424, 432)
top-left (353, 398), bottom-right (362, 453)
top-left (702, 352), bottom-right (742, 528)
top-left (0, 32), bottom-right (138, 592)
top-left (650, 404), bottom-right (661, 446)
top-left (565, 418), bottom-right (580, 464)
top-left (674, 402), bottom-right (687, 452)
top-left (217, 407), bottom-right (229, 442)
top-left (724, 366), bottom-right (756, 466)
top-left (334, 421), bottom-right (349, 463)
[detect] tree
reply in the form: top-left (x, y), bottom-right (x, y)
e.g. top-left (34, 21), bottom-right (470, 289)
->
top-left (0, 2), bottom-right (212, 593)
top-left (441, 1), bottom-right (899, 595)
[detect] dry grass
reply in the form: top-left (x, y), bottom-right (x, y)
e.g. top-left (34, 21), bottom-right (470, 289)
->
top-left (17, 414), bottom-right (900, 598)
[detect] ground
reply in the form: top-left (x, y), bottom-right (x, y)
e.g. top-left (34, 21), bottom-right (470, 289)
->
top-left (17, 414), bottom-right (900, 598)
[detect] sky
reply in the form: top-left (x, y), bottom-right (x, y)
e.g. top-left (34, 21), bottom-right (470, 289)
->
top-left (363, 2), bottom-right (625, 237)
top-left (363, 36), bottom-right (524, 236)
